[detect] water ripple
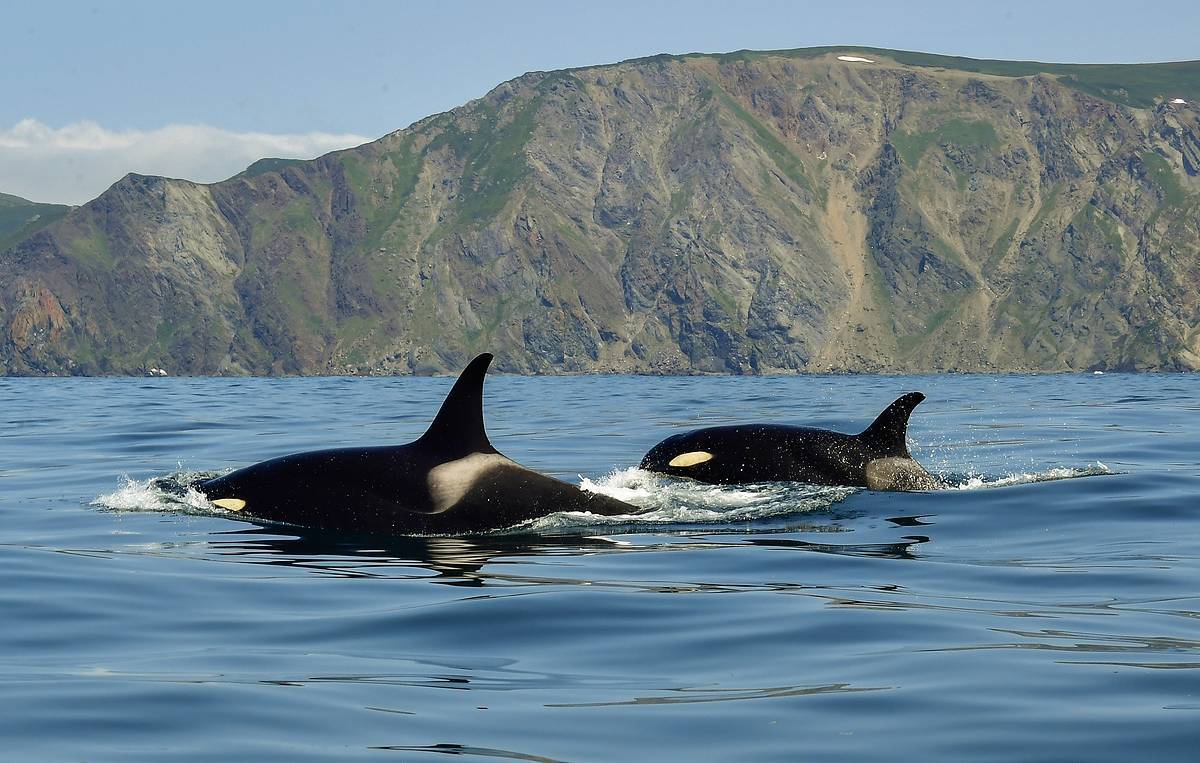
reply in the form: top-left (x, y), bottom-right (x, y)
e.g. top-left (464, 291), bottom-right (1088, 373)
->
top-left (3, 373), bottom-right (1200, 760)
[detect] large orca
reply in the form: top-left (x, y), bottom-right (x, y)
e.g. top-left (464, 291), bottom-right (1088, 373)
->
top-left (194, 353), bottom-right (639, 534)
top-left (639, 392), bottom-right (940, 491)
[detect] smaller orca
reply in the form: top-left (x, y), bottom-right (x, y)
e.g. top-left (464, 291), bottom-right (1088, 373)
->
top-left (639, 393), bottom-right (940, 491)
top-left (194, 354), bottom-right (640, 534)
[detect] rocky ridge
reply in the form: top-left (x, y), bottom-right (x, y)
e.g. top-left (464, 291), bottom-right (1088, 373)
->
top-left (2, 47), bottom-right (1198, 374)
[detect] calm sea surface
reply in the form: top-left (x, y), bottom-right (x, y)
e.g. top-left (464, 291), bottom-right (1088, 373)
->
top-left (1, 372), bottom-right (1198, 761)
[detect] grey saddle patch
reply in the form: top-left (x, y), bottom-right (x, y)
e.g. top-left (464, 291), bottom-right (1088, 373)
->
top-left (864, 457), bottom-right (940, 491)
top-left (427, 452), bottom-right (518, 513)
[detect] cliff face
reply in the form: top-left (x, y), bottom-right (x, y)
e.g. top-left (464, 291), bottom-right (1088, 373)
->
top-left (3, 48), bottom-right (1199, 375)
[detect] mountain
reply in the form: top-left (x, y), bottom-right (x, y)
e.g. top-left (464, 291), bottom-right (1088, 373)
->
top-left (2, 47), bottom-right (1199, 375)
top-left (0, 193), bottom-right (71, 259)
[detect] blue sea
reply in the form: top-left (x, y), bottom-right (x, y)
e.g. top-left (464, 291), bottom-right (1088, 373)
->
top-left (2, 372), bottom-right (1198, 761)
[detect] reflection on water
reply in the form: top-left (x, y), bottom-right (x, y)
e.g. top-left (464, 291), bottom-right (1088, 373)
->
top-left (744, 535), bottom-right (928, 559)
top-left (3, 372), bottom-right (1200, 760)
top-left (206, 529), bottom-right (632, 584)
top-left (371, 743), bottom-right (566, 762)
top-left (944, 627), bottom-right (1200, 655)
top-left (544, 681), bottom-right (887, 707)
top-left (198, 525), bottom-right (930, 586)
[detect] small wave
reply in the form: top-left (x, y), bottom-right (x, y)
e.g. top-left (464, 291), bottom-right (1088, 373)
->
top-left (92, 462), bottom-right (1111, 535)
top-left (514, 468), bottom-right (857, 532)
top-left (92, 467), bottom-right (856, 534)
top-left (92, 472), bottom-right (229, 516)
top-left (947, 462), bottom-right (1112, 491)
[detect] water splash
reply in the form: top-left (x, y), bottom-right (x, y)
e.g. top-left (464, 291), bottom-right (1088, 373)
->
top-left (93, 472), bottom-right (227, 516)
top-left (514, 468), bottom-right (858, 532)
top-left (946, 462), bottom-right (1112, 490)
top-left (91, 462), bottom-right (1112, 533)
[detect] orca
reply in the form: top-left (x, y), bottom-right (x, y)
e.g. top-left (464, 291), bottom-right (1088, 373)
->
top-left (194, 353), bottom-right (640, 534)
top-left (639, 392), bottom-right (940, 491)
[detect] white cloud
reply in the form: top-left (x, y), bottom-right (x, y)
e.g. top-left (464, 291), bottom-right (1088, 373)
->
top-left (0, 119), bottom-right (372, 205)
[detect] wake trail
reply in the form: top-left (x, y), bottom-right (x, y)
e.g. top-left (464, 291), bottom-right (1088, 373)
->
top-left (92, 463), bottom-right (1114, 533)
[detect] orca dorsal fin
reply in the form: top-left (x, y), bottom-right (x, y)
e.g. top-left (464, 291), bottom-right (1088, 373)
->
top-left (417, 353), bottom-right (497, 455)
top-left (857, 392), bottom-right (926, 457)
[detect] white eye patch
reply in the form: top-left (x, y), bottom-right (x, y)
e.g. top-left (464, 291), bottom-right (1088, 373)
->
top-left (211, 498), bottom-right (246, 511)
top-left (668, 451), bottom-right (714, 467)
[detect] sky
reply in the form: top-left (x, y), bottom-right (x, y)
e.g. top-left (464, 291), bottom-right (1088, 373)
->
top-left (3, 0), bottom-right (1198, 204)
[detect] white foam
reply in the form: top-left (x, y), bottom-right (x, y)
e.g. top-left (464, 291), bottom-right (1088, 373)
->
top-left (92, 472), bottom-right (227, 515)
top-left (94, 466), bottom-right (854, 533)
top-left (516, 468), bottom-right (857, 532)
top-left (93, 461), bottom-right (1114, 535)
top-left (949, 463), bottom-right (1112, 490)
top-left (579, 467), bottom-right (779, 509)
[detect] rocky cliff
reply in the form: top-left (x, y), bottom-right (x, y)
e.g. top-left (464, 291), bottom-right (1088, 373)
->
top-left (3, 47), bottom-right (1199, 375)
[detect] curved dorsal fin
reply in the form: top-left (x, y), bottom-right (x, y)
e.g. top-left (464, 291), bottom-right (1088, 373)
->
top-left (857, 392), bottom-right (926, 456)
top-left (417, 353), bottom-right (497, 455)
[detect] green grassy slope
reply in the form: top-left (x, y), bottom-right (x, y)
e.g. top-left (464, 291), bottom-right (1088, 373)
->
top-left (3, 48), bottom-right (1198, 374)
top-left (622, 46), bottom-right (1200, 108)
top-left (0, 193), bottom-right (72, 252)
top-left (234, 158), bottom-right (308, 179)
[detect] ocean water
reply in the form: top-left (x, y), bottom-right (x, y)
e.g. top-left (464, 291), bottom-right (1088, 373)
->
top-left (1, 371), bottom-right (1198, 761)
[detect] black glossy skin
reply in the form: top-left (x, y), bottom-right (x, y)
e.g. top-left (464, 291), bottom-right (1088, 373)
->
top-left (639, 392), bottom-right (938, 490)
top-left (197, 445), bottom-right (633, 534)
top-left (195, 354), bottom-right (638, 535)
top-left (642, 425), bottom-right (880, 486)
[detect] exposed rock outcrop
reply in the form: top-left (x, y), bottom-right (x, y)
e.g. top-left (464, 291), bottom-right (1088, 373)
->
top-left (3, 48), bottom-right (1198, 374)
